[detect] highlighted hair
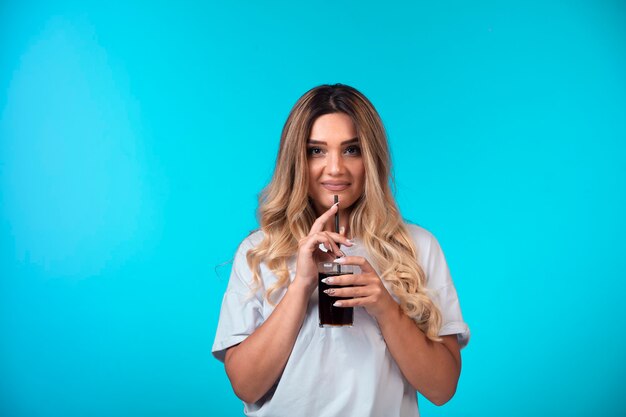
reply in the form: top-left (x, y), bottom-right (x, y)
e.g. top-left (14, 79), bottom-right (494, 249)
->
top-left (246, 84), bottom-right (442, 341)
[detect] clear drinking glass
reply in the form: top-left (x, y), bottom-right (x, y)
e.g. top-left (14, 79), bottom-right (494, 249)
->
top-left (318, 262), bottom-right (355, 327)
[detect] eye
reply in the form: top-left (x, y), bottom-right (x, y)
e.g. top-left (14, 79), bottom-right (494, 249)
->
top-left (344, 145), bottom-right (361, 156)
top-left (307, 146), bottom-right (324, 157)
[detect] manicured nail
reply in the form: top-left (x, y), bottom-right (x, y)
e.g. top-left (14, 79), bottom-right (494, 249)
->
top-left (324, 289), bottom-right (335, 295)
top-left (339, 226), bottom-right (345, 235)
top-left (333, 301), bottom-right (343, 307)
top-left (321, 277), bottom-right (334, 284)
top-left (333, 257), bottom-right (346, 264)
top-left (337, 250), bottom-right (346, 258)
top-left (347, 239), bottom-right (355, 244)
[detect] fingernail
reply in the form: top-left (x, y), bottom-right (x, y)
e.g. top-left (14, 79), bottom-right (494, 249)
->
top-left (339, 226), bottom-right (345, 234)
top-left (333, 257), bottom-right (346, 264)
top-left (347, 239), bottom-right (355, 244)
top-left (321, 277), bottom-right (334, 284)
top-left (324, 289), bottom-right (335, 295)
top-left (333, 301), bottom-right (343, 307)
top-left (337, 250), bottom-right (346, 258)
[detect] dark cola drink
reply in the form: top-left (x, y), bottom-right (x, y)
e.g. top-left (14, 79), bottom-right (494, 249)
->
top-left (318, 263), bottom-right (355, 327)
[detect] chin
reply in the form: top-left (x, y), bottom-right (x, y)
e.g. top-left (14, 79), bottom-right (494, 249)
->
top-left (332, 194), bottom-right (358, 208)
top-left (309, 190), bottom-right (361, 213)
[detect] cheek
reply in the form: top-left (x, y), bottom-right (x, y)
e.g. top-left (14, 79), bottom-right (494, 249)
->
top-left (353, 162), bottom-right (366, 187)
top-left (307, 161), bottom-right (323, 186)
top-left (308, 160), bottom-right (321, 175)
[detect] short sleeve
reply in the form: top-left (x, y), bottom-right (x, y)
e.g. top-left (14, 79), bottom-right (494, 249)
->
top-left (212, 238), bottom-right (265, 362)
top-left (421, 231), bottom-right (470, 349)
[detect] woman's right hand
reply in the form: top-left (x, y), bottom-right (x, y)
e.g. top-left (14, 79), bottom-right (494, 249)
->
top-left (293, 202), bottom-right (353, 294)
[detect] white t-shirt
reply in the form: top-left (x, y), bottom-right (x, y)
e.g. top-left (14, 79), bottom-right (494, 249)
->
top-left (212, 223), bottom-right (470, 417)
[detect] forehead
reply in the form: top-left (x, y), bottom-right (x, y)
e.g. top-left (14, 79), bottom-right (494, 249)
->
top-left (309, 113), bottom-right (357, 141)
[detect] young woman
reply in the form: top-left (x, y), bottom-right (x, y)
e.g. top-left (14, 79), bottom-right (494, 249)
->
top-left (212, 84), bottom-right (470, 417)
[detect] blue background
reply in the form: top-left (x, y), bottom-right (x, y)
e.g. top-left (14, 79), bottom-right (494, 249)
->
top-left (1, 1), bottom-right (625, 416)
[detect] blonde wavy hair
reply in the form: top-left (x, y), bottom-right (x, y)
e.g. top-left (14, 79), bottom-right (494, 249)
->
top-left (247, 84), bottom-right (442, 341)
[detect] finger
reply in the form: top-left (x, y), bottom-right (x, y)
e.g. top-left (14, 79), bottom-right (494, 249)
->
top-left (323, 231), bottom-right (353, 247)
top-left (320, 273), bottom-right (364, 286)
top-left (306, 233), bottom-right (346, 259)
top-left (333, 256), bottom-right (375, 273)
top-left (320, 231), bottom-right (344, 258)
top-left (301, 232), bottom-right (335, 254)
top-left (323, 285), bottom-right (373, 298)
top-left (310, 202), bottom-right (339, 234)
top-left (333, 295), bottom-right (375, 308)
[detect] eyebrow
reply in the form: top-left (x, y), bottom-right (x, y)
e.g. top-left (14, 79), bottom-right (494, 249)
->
top-left (307, 137), bottom-right (359, 145)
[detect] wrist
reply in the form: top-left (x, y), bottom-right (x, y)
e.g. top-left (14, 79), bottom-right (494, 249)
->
top-left (373, 301), bottom-right (403, 327)
top-left (289, 277), bottom-right (316, 298)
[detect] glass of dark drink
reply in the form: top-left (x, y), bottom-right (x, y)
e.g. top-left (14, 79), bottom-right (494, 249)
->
top-left (318, 262), bottom-right (355, 327)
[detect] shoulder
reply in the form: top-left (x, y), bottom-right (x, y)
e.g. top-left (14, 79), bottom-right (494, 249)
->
top-left (403, 222), bottom-right (437, 252)
top-left (227, 230), bottom-right (266, 288)
top-left (229, 230), bottom-right (265, 270)
top-left (236, 229), bottom-right (265, 253)
top-left (403, 222), bottom-right (450, 272)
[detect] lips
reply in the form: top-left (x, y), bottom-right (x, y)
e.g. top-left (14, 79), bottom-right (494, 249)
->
top-left (321, 182), bottom-right (350, 191)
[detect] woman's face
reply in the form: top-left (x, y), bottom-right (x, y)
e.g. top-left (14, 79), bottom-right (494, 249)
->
top-left (307, 112), bottom-right (365, 215)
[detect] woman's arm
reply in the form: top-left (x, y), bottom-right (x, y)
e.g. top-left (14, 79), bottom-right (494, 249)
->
top-left (224, 280), bottom-right (311, 404)
top-left (224, 202), bottom-right (351, 403)
top-left (325, 256), bottom-right (461, 405)
top-left (376, 304), bottom-right (461, 405)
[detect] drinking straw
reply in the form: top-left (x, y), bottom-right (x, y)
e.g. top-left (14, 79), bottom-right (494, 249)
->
top-left (334, 195), bottom-right (341, 274)
top-left (334, 195), bottom-right (339, 233)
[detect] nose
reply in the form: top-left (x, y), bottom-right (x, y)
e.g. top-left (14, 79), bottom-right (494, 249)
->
top-left (326, 151), bottom-right (344, 175)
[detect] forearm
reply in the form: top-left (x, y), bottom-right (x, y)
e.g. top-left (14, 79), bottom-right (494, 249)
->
top-left (376, 305), bottom-right (460, 405)
top-left (225, 281), bottom-right (311, 403)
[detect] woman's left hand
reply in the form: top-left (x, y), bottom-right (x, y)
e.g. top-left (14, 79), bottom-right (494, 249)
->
top-left (321, 256), bottom-right (398, 320)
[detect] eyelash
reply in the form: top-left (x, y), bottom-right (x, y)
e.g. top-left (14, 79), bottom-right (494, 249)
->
top-left (307, 145), bottom-right (361, 157)
top-left (308, 147), bottom-right (323, 156)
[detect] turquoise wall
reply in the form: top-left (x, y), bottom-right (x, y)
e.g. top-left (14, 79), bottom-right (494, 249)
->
top-left (1, 1), bottom-right (625, 416)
